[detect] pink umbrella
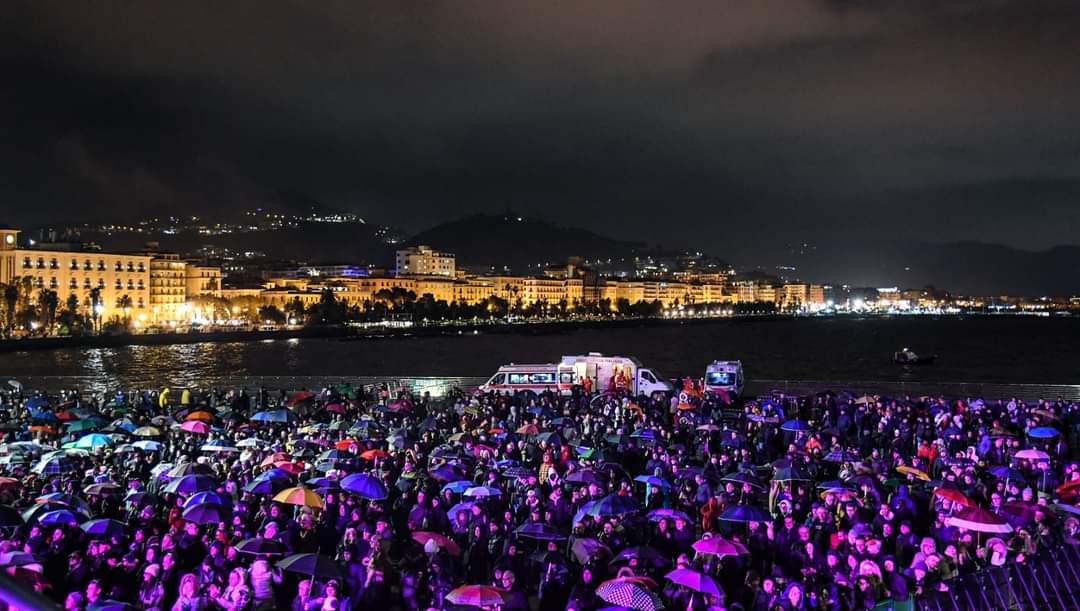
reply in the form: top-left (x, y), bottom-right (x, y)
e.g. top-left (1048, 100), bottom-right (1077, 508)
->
top-left (691, 536), bottom-right (749, 557)
top-left (1014, 448), bottom-right (1050, 462)
top-left (180, 421), bottom-right (210, 435)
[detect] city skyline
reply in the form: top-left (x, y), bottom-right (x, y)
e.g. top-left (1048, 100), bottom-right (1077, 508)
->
top-left (1, 1), bottom-right (1079, 269)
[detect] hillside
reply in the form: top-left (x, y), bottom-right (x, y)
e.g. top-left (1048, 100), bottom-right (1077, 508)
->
top-left (406, 214), bottom-right (646, 272)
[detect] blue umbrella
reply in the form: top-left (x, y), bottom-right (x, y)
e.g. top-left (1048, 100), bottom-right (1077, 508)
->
top-left (74, 433), bottom-right (114, 450)
top-left (719, 504), bottom-right (771, 523)
top-left (81, 518), bottom-right (127, 539)
top-left (133, 440), bottom-right (163, 452)
top-left (1028, 427), bottom-right (1059, 439)
top-left (514, 522), bottom-right (567, 540)
top-left (634, 475), bottom-right (672, 489)
top-left (182, 503), bottom-right (229, 525)
top-left (340, 473), bottom-right (388, 500)
top-left (28, 410), bottom-right (57, 422)
top-left (584, 494), bottom-right (642, 517)
top-left (990, 466), bottom-right (1026, 482)
top-left (781, 419), bottom-right (812, 432)
top-left (38, 509), bottom-right (88, 526)
top-left (244, 478), bottom-right (289, 495)
top-left (630, 429), bottom-right (658, 441)
top-left (647, 508), bottom-right (692, 523)
top-left (183, 491), bottom-right (233, 509)
top-left (429, 463), bottom-right (466, 482)
top-left (258, 468), bottom-right (296, 482)
top-left (164, 474), bottom-right (217, 495)
top-left (447, 501), bottom-right (477, 519)
top-left (251, 410), bottom-right (295, 424)
top-left (441, 480), bottom-right (474, 494)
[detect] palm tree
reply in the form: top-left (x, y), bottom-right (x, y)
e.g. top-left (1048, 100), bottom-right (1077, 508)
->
top-left (39, 289), bottom-right (59, 335)
top-left (116, 294), bottom-right (133, 323)
top-left (88, 287), bottom-right (103, 333)
top-left (2, 283), bottom-right (17, 334)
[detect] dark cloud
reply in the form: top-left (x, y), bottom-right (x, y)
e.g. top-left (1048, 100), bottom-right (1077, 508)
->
top-left (0, 0), bottom-right (1078, 272)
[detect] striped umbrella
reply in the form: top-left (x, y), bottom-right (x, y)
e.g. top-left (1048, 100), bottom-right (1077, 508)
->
top-left (276, 553), bottom-right (341, 579)
top-left (272, 487), bottom-right (324, 509)
top-left (235, 537), bottom-right (288, 556)
top-left (946, 507), bottom-right (1013, 534)
top-left (35, 456), bottom-right (77, 475)
top-left (596, 578), bottom-right (662, 611)
top-left (446, 585), bottom-right (505, 608)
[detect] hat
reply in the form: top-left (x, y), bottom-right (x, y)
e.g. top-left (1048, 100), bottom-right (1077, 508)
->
top-left (986, 537), bottom-right (1006, 550)
top-left (144, 563), bottom-right (162, 579)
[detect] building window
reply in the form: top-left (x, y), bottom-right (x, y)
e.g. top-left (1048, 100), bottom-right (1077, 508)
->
top-left (84, 260), bottom-right (92, 271)
top-left (138, 280), bottom-right (144, 289)
top-left (49, 258), bottom-right (58, 269)
top-left (22, 257), bottom-right (30, 268)
top-left (49, 277), bottom-right (57, 289)
top-left (70, 259), bottom-right (78, 270)
top-left (138, 263), bottom-right (145, 272)
top-left (98, 279), bottom-right (105, 288)
top-left (138, 298), bottom-right (144, 308)
top-left (115, 261), bottom-right (122, 271)
top-left (127, 262), bottom-right (134, 272)
top-left (127, 280), bottom-right (134, 290)
top-left (97, 260), bottom-right (105, 271)
top-left (69, 279), bottom-right (77, 289)
top-left (115, 279), bottom-right (122, 289)
top-left (83, 278), bottom-right (91, 289)
top-left (36, 257), bottom-right (44, 269)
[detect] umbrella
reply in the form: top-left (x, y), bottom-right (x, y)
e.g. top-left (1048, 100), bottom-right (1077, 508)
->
top-left (201, 441), bottom-right (239, 453)
top-left (1056, 480), bottom-right (1080, 500)
top-left (933, 487), bottom-right (976, 507)
top-left (611, 546), bottom-right (666, 567)
top-left (37, 509), bottom-right (88, 526)
top-left (566, 470), bottom-right (608, 485)
top-left (183, 491), bottom-right (232, 509)
top-left (132, 426), bottom-right (161, 437)
top-left (340, 473), bottom-right (388, 500)
top-left (692, 536), bottom-right (749, 557)
top-left (946, 507), bottom-right (1013, 534)
top-left (596, 579), bottom-right (662, 611)
top-left (721, 472), bottom-right (766, 490)
top-left (429, 463), bottom-right (466, 482)
top-left (237, 437), bottom-right (266, 448)
top-left (0, 477), bottom-right (21, 492)
top-left (464, 486), bottom-right (502, 498)
top-left (780, 419), bottom-right (811, 432)
top-left (360, 449), bottom-right (389, 460)
top-left (124, 492), bottom-right (161, 507)
top-left (185, 410), bottom-right (215, 422)
top-left (665, 568), bottom-right (721, 597)
top-left (1051, 503), bottom-right (1080, 517)
top-left (447, 501), bottom-right (477, 519)
top-left (516, 424), bottom-right (540, 435)
top-left (84, 483), bottom-right (123, 496)
top-left (276, 553), bottom-right (342, 579)
top-left (502, 466), bottom-right (534, 479)
top-left (80, 519), bottom-right (127, 539)
top-left (823, 448), bottom-right (861, 463)
top-left (168, 463), bottom-right (212, 478)
top-left (719, 504), bottom-right (771, 523)
top-left (273, 487), bottom-right (324, 509)
top-left (235, 537), bottom-right (288, 556)
top-left (252, 410), bottom-right (296, 424)
top-left (999, 501), bottom-right (1038, 527)
top-left (1027, 427), bottom-right (1059, 439)
top-left (179, 421), bottom-right (210, 435)
top-left (1015, 449), bottom-right (1051, 462)
top-left (571, 538), bottom-right (612, 563)
top-left (647, 508), bottom-right (692, 523)
top-left (35, 492), bottom-right (89, 509)
top-left (584, 494), bottom-right (642, 517)
top-left (182, 503), bottom-right (230, 525)
top-left (164, 474), bottom-right (218, 495)
top-left (896, 466), bottom-right (930, 481)
top-left (35, 456), bottom-right (77, 475)
top-left (446, 585), bottom-right (505, 608)
top-left (132, 440), bottom-right (163, 452)
top-left (514, 523), bottom-right (567, 541)
top-left (633, 475), bottom-right (672, 489)
top-left (773, 466), bottom-right (813, 482)
top-left (0, 551), bottom-right (37, 568)
top-left (413, 531), bottom-right (461, 555)
top-left (933, 488), bottom-right (975, 507)
top-left (990, 466), bottom-right (1026, 483)
top-left (442, 480), bottom-right (474, 494)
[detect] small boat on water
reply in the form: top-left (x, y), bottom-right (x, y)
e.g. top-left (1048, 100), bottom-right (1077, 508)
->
top-left (894, 348), bottom-right (936, 365)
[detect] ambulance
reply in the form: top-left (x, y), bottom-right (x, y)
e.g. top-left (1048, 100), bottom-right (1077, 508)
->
top-left (478, 352), bottom-right (672, 398)
top-left (704, 360), bottom-right (744, 397)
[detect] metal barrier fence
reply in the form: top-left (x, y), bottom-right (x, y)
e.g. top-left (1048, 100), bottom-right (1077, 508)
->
top-left (4, 375), bottom-right (1080, 401)
top-left (915, 544), bottom-right (1080, 610)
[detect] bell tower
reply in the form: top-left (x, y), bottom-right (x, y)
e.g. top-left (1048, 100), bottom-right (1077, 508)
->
top-left (0, 227), bottom-right (19, 285)
top-left (0, 228), bottom-right (17, 251)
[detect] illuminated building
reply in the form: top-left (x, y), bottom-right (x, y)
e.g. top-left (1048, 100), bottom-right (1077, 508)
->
top-left (395, 245), bottom-right (455, 277)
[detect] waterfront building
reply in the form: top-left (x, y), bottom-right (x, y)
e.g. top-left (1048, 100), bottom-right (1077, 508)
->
top-left (0, 227), bottom-right (152, 326)
top-left (395, 245), bottom-right (455, 277)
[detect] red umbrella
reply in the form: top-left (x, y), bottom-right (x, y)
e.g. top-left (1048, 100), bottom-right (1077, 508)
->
top-left (946, 507), bottom-right (1013, 534)
top-left (446, 585), bottom-right (504, 608)
top-left (286, 391), bottom-right (315, 406)
top-left (933, 487), bottom-right (975, 507)
top-left (1056, 479), bottom-right (1080, 501)
top-left (324, 403), bottom-right (346, 414)
top-left (412, 531), bottom-right (461, 555)
top-left (336, 440), bottom-right (359, 451)
top-left (360, 449), bottom-right (388, 460)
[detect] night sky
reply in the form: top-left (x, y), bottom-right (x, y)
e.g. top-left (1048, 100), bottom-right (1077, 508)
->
top-left (2, 1), bottom-right (1079, 263)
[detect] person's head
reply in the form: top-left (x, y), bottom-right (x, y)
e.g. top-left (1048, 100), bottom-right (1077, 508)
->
top-left (324, 580), bottom-right (340, 598)
top-left (64, 591), bottom-right (85, 610)
top-left (501, 570), bottom-right (516, 590)
top-left (144, 563), bottom-right (161, 583)
top-left (85, 580), bottom-right (102, 601)
top-left (298, 580), bottom-right (312, 597)
top-left (180, 573), bottom-right (198, 598)
top-left (163, 551), bottom-right (176, 571)
top-left (920, 537), bottom-right (936, 556)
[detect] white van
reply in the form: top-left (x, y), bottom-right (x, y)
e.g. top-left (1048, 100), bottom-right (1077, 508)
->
top-left (477, 363), bottom-right (571, 395)
top-left (704, 360), bottom-right (744, 397)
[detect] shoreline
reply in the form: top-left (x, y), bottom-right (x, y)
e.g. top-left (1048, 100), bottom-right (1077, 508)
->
top-left (0, 310), bottom-right (1071, 353)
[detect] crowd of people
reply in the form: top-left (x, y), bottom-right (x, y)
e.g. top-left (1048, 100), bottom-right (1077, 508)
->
top-left (0, 378), bottom-right (1078, 611)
